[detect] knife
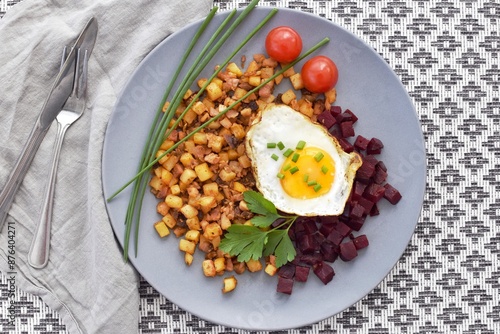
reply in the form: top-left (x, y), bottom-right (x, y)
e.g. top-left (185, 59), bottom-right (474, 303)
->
top-left (0, 17), bottom-right (98, 230)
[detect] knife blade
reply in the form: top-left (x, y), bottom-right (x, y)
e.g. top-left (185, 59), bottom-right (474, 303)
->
top-left (0, 17), bottom-right (98, 229)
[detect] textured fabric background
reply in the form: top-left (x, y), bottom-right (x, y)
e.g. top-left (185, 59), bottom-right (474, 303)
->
top-left (1, 0), bottom-right (499, 333)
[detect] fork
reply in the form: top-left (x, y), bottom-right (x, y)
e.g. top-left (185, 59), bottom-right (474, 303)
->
top-left (28, 47), bottom-right (89, 269)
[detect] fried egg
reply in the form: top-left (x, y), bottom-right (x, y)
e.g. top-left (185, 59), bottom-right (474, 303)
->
top-left (245, 104), bottom-right (362, 216)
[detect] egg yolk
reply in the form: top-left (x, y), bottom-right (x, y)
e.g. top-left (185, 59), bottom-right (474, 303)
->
top-left (279, 146), bottom-right (335, 199)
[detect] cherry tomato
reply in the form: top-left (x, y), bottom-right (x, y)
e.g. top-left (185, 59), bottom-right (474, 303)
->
top-left (265, 26), bottom-right (303, 63)
top-left (301, 56), bottom-right (339, 93)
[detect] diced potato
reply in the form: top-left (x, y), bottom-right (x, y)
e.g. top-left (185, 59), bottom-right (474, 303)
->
top-left (204, 222), bottom-right (222, 240)
top-left (194, 163), bottom-right (214, 182)
top-left (180, 168), bottom-right (197, 185)
top-left (165, 195), bottom-right (183, 209)
top-left (265, 263), bottom-right (278, 276)
top-left (214, 257), bottom-right (226, 273)
top-left (180, 153), bottom-right (195, 167)
top-left (162, 155), bottom-right (179, 171)
top-left (206, 82), bottom-right (223, 101)
top-left (185, 230), bottom-right (201, 243)
top-left (239, 200), bottom-right (249, 211)
top-left (197, 78), bottom-right (208, 89)
top-left (248, 75), bottom-right (261, 87)
top-left (237, 155), bottom-right (252, 169)
top-left (207, 134), bottom-right (224, 153)
top-left (281, 89), bottom-right (296, 105)
top-left (212, 77), bottom-right (223, 88)
top-left (160, 139), bottom-right (174, 150)
top-left (219, 169), bottom-right (236, 182)
top-left (184, 253), bottom-right (194, 266)
top-left (180, 204), bottom-right (198, 219)
top-left (179, 239), bottom-right (196, 254)
top-left (202, 259), bottom-right (216, 277)
top-left (173, 226), bottom-right (188, 237)
top-left (186, 217), bottom-right (201, 231)
top-left (202, 182), bottom-right (219, 197)
top-left (162, 213), bottom-right (177, 229)
top-left (199, 196), bottom-right (217, 213)
top-left (157, 202), bottom-right (169, 216)
top-left (192, 101), bottom-right (207, 115)
top-left (222, 276), bottom-right (237, 293)
top-left (183, 109), bottom-right (198, 125)
top-left (227, 62), bottom-right (243, 77)
top-left (290, 73), bottom-right (304, 90)
top-left (220, 117), bottom-right (232, 129)
top-left (154, 221), bottom-right (170, 238)
top-left (274, 73), bottom-right (284, 85)
top-left (325, 88), bottom-right (337, 106)
top-left (193, 132), bottom-right (207, 145)
top-left (246, 259), bottom-right (263, 272)
top-left (260, 67), bottom-right (274, 79)
top-left (220, 214), bottom-right (231, 230)
top-left (230, 123), bottom-right (246, 140)
top-left (298, 98), bottom-right (314, 118)
top-left (233, 87), bottom-right (248, 100)
top-left (282, 65), bottom-right (295, 78)
top-left (183, 88), bottom-right (193, 100)
top-left (233, 181), bottom-right (246, 193)
top-left (149, 175), bottom-right (163, 192)
top-left (155, 150), bottom-right (169, 166)
top-left (160, 169), bottom-right (173, 184)
top-left (170, 184), bottom-right (181, 195)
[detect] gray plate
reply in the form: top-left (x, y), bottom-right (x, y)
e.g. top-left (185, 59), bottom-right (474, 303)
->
top-left (102, 7), bottom-right (426, 331)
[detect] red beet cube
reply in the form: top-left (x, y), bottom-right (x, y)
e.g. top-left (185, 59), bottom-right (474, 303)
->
top-left (377, 160), bottom-right (387, 172)
top-left (343, 109), bottom-right (358, 123)
top-left (313, 261), bottom-right (335, 285)
top-left (336, 111), bottom-right (353, 123)
top-left (363, 183), bottom-right (386, 203)
top-left (317, 109), bottom-right (337, 129)
top-left (367, 137), bottom-right (384, 155)
top-left (353, 235), bottom-right (369, 250)
top-left (340, 121), bottom-right (355, 138)
top-left (330, 105), bottom-right (342, 117)
top-left (319, 221), bottom-right (336, 236)
top-left (345, 217), bottom-right (365, 231)
top-left (335, 222), bottom-right (352, 237)
top-left (351, 181), bottom-right (368, 201)
top-left (297, 234), bottom-right (316, 254)
top-left (320, 241), bottom-right (339, 262)
top-left (329, 125), bottom-right (342, 138)
top-left (357, 196), bottom-right (375, 215)
top-left (373, 164), bottom-right (388, 184)
top-left (354, 135), bottom-right (370, 151)
top-left (384, 183), bottom-right (402, 204)
top-left (339, 241), bottom-right (358, 261)
top-left (300, 253), bottom-right (323, 266)
top-left (356, 161), bottom-right (376, 183)
top-left (326, 229), bottom-right (344, 246)
top-left (338, 137), bottom-right (354, 153)
top-left (350, 202), bottom-right (365, 219)
top-left (277, 276), bottom-right (294, 295)
top-left (294, 265), bottom-right (310, 282)
top-left (369, 203), bottom-right (380, 216)
top-left (278, 263), bottom-right (296, 279)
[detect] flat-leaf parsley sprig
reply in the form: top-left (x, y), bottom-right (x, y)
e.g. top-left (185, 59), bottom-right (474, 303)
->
top-left (219, 191), bottom-right (298, 268)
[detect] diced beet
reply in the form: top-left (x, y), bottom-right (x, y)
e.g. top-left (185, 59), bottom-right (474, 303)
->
top-left (337, 137), bottom-right (354, 153)
top-left (302, 218), bottom-right (318, 235)
top-left (339, 241), bottom-right (358, 261)
top-left (335, 222), bottom-right (352, 237)
top-left (369, 203), bottom-right (380, 216)
top-left (340, 121), bottom-right (355, 138)
top-left (336, 111), bottom-right (353, 123)
top-left (354, 135), bottom-right (370, 151)
top-left (384, 183), bottom-right (402, 204)
top-left (357, 196), bottom-right (375, 215)
top-left (373, 164), bottom-right (388, 184)
top-left (326, 229), bottom-right (344, 246)
top-left (319, 221), bottom-right (336, 236)
top-left (278, 263), bottom-right (296, 279)
top-left (277, 276), bottom-right (294, 294)
top-left (345, 217), bottom-right (365, 231)
top-left (367, 137), bottom-right (384, 155)
top-left (297, 234), bottom-right (316, 254)
top-left (317, 109), bottom-right (337, 129)
top-left (300, 253), bottom-right (323, 265)
top-left (320, 241), bottom-right (339, 262)
top-left (313, 232), bottom-right (326, 246)
top-left (313, 261), bottom-right (335, 285)
top-left (319, 215), bottom-right (339, 225)
top-left (351, 181), bottom-right (368, 201)
top-left (330, 105), bottom-right (342, 117)
top-left (294, 265), bottom-right (310, 282)
top-left (329, 125), bottom-right (341, 138)
top-left (343, 109), bottom-right (358, 123)
top-left (376, 160), bottom-right (387, 172)
top-left (353, 235), bottom-right (369, 250)
top-left (356, 160), bottom-right (376, 182)
top-left (363, 183), bottom-right (386, 203)
top-left (363, 154), bottom-right (379, 167)
top-left (350, 202), bottom-right (365, 219)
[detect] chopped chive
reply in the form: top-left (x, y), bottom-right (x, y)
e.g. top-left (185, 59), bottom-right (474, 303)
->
top-left (314, 152), bottom-right (324, 162)
top-left (292, 153), bottom-right (300, 163)
top-left (303, 174), bottom-right (309, 182)
top-left (283, 163), bottom-right (291, 171)
top-left (271, 153), bottom-right (279, 161)
top-left (321, 165), bottom-right (329, 174)
top-left (307, 180), bottom-right (317, 186)
top-left (289, 166), bottom-right (299, 174)
top-left (296, 140), bottom-right (306, 150)
top-left (277, 172), bottom-right (285, 179)
top-left (313, 184), bottom-right (322, 192)
top-left (283, 148), bottom-right (294, 157)
top-left (277, 141), bottom-right (285, 150)
top-left (267, 142), bottom-right (277, 149)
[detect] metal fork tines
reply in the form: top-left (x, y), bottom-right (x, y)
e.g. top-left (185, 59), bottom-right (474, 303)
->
top-left (28, 47), bottom-right (89, 269)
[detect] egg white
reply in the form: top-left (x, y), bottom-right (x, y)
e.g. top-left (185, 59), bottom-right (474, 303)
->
top-left (245, 104), bottom-right (362, 216)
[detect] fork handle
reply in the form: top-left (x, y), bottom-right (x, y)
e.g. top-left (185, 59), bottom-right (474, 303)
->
top-left (0, 120), bottom-right (49, 230)
top-left (28, 122), bottom-right (69, 269)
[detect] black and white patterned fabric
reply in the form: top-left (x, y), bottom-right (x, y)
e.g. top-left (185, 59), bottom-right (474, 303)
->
top-left (1, 0), bottom-right (499, 333)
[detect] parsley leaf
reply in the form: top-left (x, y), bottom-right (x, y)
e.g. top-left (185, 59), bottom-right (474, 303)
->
top-left (243, 190), bottom-right (277, 216)
top-left (220, 224), bottom-right (267, 262)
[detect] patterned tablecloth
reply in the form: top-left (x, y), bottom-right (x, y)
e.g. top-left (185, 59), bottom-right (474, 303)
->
top-left (1, 0), bottom-right (499, 333)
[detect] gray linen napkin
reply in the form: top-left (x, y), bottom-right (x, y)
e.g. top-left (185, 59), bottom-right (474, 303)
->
top-left (0, 0), bottom-right (213, 332)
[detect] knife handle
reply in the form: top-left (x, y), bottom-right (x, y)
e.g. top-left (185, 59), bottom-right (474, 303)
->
top-left (0, 121), bottom-right (49, 230)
